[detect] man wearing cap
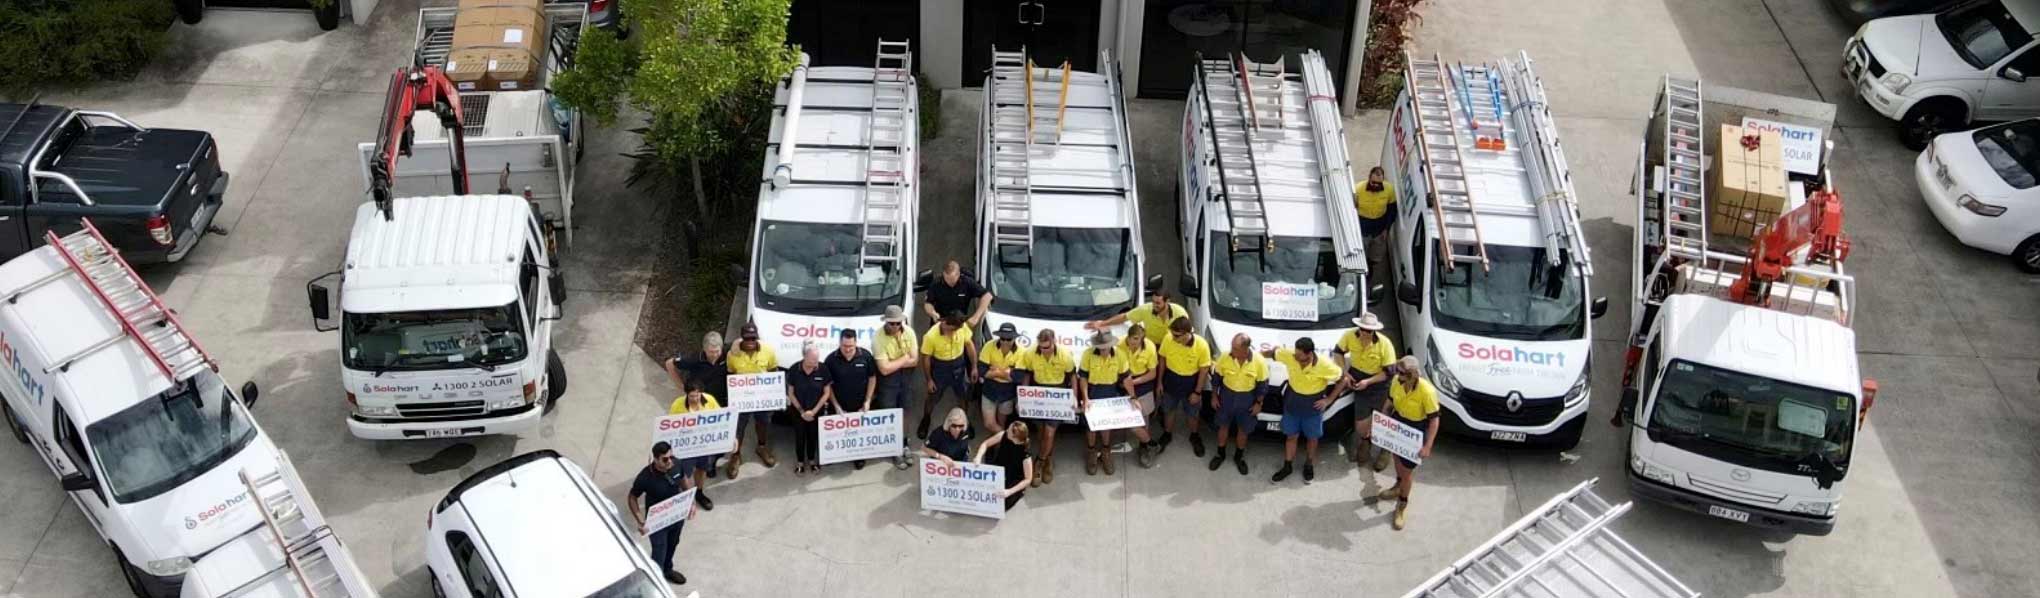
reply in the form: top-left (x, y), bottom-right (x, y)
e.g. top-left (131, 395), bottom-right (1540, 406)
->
top-left (1333, 312), bottom-right (1397, 472)
top-left (977, 323), bottom-right (1025, 431)
top-left (1262, 338), bottom-right (1343, 484)
top-left (1078, 330), bottom-right (1159, 474)
top-left (1086, 286), bottom-right (1185, 347)
top-left (1016, 329), bottom-right (1075, 485)
top-left (724, 323), bottom-right (780, 479)
top-left (822, 329), bottom-right (880, 471)
top-left (1209, 334), bottom-right (1268, 475)
top-left (871, 305), bottom-right (919, 469)
top-left (664, 332), bottom-right (729, 477)
top-left (923, 260), bottom-right (994, 328)
top-left (920, 311), bottom-right (979, 441)
top-left (1153, 317), bottom-right (1214, 458)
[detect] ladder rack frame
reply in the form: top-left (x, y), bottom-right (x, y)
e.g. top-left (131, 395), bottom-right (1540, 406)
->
top-left (41, 219), bottom-right (216, 382)
top-left (1193, 52), bottom-right (1273, 255)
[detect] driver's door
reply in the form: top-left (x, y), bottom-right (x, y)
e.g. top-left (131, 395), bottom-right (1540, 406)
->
top-left (1982, 43), bottom-right (2040, 120)
top-left (52, 406), bottom-right (110, 535)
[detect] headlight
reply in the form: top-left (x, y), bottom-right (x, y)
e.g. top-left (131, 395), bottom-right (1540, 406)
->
top-left (1563, 372), bottom-right (1590, 407)
top-left (1791, 500), bottom-right (1837, 517)
top-left (1641, 463), bottom-right (1678, 486)
top-left (1424, 340), bottom-right (1462, 395)
top-left (144, 556), bottom-right (193, 576)
top-left (1879, 72), bottom-right (1911, 93)
top-left (355, 404), bottom-right (398, 417)
top-left (1957, 194), bottom-right (2008, 217)
top-left (488, 397), bottom-right (526, 411)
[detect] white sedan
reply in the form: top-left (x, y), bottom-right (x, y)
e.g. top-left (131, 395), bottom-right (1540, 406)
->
top-left (1917, 118), bottom-right (2040, 270)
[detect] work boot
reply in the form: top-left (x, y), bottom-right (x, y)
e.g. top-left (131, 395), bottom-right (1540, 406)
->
top-left (1189, 433), bottom-right (1206, 458)
top-left (725, 453), bottom-right (741, 480)
top-left (1373, 449), bottom-right (1392, 472)
top-left (757, 446), bottom-right (778, 468)
top-left (1377, 487), bottom-right (1401, 502)
top-left (695, 491), bottom-right (715, 511)
top-left (1392, 502), bottom-right (1410, 531)
top-left (1271, 461), bottom-right (1294, 483)
top-left (893, 456), bottom-right (911, 471)
top-left (1349, 443), bottom-right (1364, 463)
top-left (1302, 463), bottom-right (1315, 484)
top-left (1234, 450), bottom-right (1249, 475)
top-left (1157, 432), bottom-right (1173, 455)
top-left (1208, 447), bottom-right (1226, 471)
top-left (1084, 448), bottom-right (1101, 475)
top-left (1040, 459), bottom-right (1054, 485)
top-left (1137, 442), bottom-right (1156, 469)
top-left (852, 459), bottom-right (866, 470)
top-left (1101, 447), bottom-right (1116, 475)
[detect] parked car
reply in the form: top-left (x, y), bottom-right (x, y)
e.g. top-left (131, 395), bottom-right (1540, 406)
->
top-left (1827, 0), bottom-right (1962, 25)
top-left (0, 102), bottom-right (227, 264)
top-left (425, 450), bottom-right (676, 598)
top-left (1844, 0), bottom-right (2040, 149)
top-left (1917, 118), bottom-right (2040, 269)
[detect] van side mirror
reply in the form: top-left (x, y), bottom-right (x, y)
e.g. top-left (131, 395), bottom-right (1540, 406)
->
top-left (1367, 283), bottom-right (1386, 307)
top-left (1590, 297), bottom-right (1610, 319)
top-left (2005, 67), bottom-right (2028, 82)
top-left (60, 472), bottom-right (94, 492)
top-left (1396, 281), bottom-right (1421, 306)
top-left (548, 269), bottom-right (567, 308)
top-left (306, 272), bottom-right (340, 332)
top-left (913, 269), bottom-right (934, 292)
top-left (1145, 274), bottom-right (1166, 296)
top-left (1179, 274), bottom-right (1200, 298)
top-left (240, 382), bottom-right (260, 407)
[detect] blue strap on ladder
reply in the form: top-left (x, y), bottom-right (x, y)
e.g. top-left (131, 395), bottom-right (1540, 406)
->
top-left (1488, 69), bottom-right (1506, 127)
top-left (1454, 63), bottom-right (1478, 132)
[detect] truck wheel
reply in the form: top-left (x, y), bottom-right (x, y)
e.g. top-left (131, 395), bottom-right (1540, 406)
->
top-left (112, 547), bottom-right (148, 598)
top-left (2015, 235), bottom-right (2040, 273)
top-left (1899, 99), bottom-right (1964, 150)
top-left (2, 401), bottom-right (25, 444)
top-left (174, 0), bottom-right (204, 24)
top-left (545, 349), bottom-right (567, 411)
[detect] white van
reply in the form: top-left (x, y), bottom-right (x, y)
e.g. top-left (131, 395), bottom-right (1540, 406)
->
top-left (1177, 50), bottom-right (1371, 433)
top-left (179, 452), bottom-right (376, 598)
top-left (0, 222), bottom-right (290, 597)
top-left (748, 41), bottom-right (919, 362)
top-left (425, 450), bottom-right (676, 598)
top-left (976, 49), bottom-right (1143, 349)
top-left (1844, 0), bottom-right (2040, 148)
top-left (1383, 53), bottom-right (1606, 449)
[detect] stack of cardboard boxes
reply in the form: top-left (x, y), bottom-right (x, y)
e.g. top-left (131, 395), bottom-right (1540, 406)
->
top-left (1708, 124), bottom-right (1788, 240)
top-left (445, 0), bottom-right (548, 92)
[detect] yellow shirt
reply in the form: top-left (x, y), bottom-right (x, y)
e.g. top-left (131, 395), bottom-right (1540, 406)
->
top-left (1389, 378), bottom-right (1442, 421)
top-left (876, 328), bottom-right (918, 363)
top-left (1158, 333), bottom-right (1214, 376)
top-left (1213, 353), bottom-right (1269, 393)
top-left (727, 346), bottom-right (778, 374)
top-left (979, 340), bottom-right (1022, 372)
top-left (667, 393), bottom-right (724, 414)
top-left (1123, 303), bottom-right (1188, 346)
top-left (1080, 349), bottom-right (1130, 385)
top-left (920, 326), bottom-right (974, 361)
top-left (1019, 347), bottom-right (1075, 386)
top-left (1354, 181), bottom-right (1396, 220)
top-left (1121, 338), bottom-right (1157, 376)
top-left (1274, 348), bottom-right (1342, 396)
top-left (1335, 330), bottom-right (1397, 376)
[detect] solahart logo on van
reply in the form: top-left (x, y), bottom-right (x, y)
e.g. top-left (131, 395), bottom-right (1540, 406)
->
top-left (184, 490), bottom-right (251, 530)
top-left (361, 382), bottom-right (421, 394)
top-left (0, 331), bottom-right (46, 405)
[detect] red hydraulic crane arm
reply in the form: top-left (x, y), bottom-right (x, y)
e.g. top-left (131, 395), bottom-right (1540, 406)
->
top-left (1728, 185), bottom-right (1851, 305)
top-left (368, 65), bottom-right (469, 220)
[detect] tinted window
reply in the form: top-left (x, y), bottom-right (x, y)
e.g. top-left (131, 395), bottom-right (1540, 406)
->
top-left (754, 220), bottom-right (904, 315)
top-left (447, 531), bottom-right (504, 598)
top-left (586, 570), bottom-right (665, 598)
top-left (1206, 233), bottom-right (1361, 328)
top-left (520, 247), bottom-right (539, 323)
top-left (1973, 121), bottom-right (2040, 188)
top-left (1938, 0), bottom-right (2036, 68)
top-left (1430, 245), bottom-right (1585, 341)
top-left (342, 304), bottom-right (528, 370)
top-left (988, 226), bottom-right (1139, 319)
top-left (1648, 360), bottom-right (1855, 474)
top-left (85, 374), bottom-right (255, 503)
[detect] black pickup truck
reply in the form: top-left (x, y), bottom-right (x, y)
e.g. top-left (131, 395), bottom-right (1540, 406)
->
top-left (0, 102), bottom-right (227, 264)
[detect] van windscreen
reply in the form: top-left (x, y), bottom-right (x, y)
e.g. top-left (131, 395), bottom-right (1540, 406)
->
top-left (1431, 245), bottom-right (1585, 341)
top-left (754, 220), bottom-right (905, 315)
top-left (86, 373), bottom-right (255, 503)
top-left (988, 226), bottom-right (1138, 320)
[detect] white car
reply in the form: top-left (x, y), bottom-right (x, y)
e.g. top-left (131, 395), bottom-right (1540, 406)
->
top-left (1844, 0), bottom-right (2040, 148)
top-left (425, 451), bottom-right (675, 598)
top-left (1918, 119), bottom-right (2040, 269)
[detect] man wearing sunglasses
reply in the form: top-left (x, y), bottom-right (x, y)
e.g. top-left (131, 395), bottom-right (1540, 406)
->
top-left (870, 304), bottom-right (919, 469)
top-left (628, 441), bottom-right (690, 586)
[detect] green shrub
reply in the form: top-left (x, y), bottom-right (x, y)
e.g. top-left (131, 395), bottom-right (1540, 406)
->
top-left (0, 0), bottom-right (175, 92)
top-left (916, 70), bottom-right (940, 140)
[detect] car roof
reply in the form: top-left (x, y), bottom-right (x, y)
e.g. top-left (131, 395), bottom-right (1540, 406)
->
top-left (341, 195), bottom-right (528, 313)
top-left (759, 65), bottom-right (919, 225)
top-left (0, 243), bottom-right (181, 423)
top-left (447, 452), bottom-right (639, 597)
top-left (1660, 294), bottom-right (1860, 394)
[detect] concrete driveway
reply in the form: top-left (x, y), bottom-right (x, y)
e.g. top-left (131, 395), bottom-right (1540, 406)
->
top-left (1, 1), bottom-right (2036, 597)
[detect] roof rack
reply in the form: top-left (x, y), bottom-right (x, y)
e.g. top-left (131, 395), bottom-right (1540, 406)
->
top-left (30, 219), bottom-right (214, 381)
top-left (1195, 53), bottom-right (1273, 252)
top-left (1404, 53), bottom-right (1490, 271)
top-left (1402, 478), bottom-right (1699, 598)
top-left (859, 39), bottom-right (914, 267)
top-left (988, 47), bottom-right (1037, 253)
top-left (1500, 51), bottom-right (1592, 277)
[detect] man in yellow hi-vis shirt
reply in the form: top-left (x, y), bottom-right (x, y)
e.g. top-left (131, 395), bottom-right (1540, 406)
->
top-left (1209, 334), bottom-right (1268, 475)
top-left (1355, 166), bottom-right (1397, 283)
top-left (1263, 338), bottom-right (1344, 485)
top-left (1016, 329), bottom-right (1075, 486)
top-left (724, 323), bottom-right (779, 479)
top-left (920, 312), bottom-right (979, 441)
top-left (1154, 317), bottom-right (1213, 458)
top-left (1333, 312), bottom-right (1397, 472)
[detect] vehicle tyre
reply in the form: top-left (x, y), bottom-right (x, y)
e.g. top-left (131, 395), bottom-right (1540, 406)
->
top-left (1899, 99), bottom-right (1964, 150)
top-left (112, 547), bottom-right (148, 598)
top-left (2, 400), bottom-right (25, 444)
top-left (545, 349), bottom-right (567, 410)
top-left (174, 0), bottom-right (204, 24)
top-left (2015, 235), bottom-right (2040, 273)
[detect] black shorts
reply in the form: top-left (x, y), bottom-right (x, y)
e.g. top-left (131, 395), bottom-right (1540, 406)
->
top-left (1361, 209), bottom-right (1398, 238)
top-left (1350, 382), bottom-right (1390, 418)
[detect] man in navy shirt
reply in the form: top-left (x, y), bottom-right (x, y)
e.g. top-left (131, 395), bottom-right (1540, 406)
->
top-left (627, 442), bottom-right (689, 586)
top-left (786, 342), bottom-right (835, 475)
top-left (822, 329), bottom-right (881, 469)
top-left (921, 260), bottom-right (993, 327)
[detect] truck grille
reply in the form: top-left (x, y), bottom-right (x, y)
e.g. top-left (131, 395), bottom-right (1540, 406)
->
top-left (397, 400), bottom-right (487, 419)
top-left (1689, 473), bottom-right (1787, 505)
top-left (1458, 390), bottom-right (1563, 426)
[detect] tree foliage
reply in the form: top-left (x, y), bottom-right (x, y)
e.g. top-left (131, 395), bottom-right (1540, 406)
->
top-left (1358, 0), bottom-right (1428, 108)
top-left (0, 0), bottom-right (174, 93)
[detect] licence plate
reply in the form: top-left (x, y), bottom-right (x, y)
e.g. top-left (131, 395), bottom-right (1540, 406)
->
top-left (1264, 420), bottom-right (1282, 432)
top-left (1707, 505), bottom-right (1751, 523)
top-left (1490, 431), bottom-right (1527, 442)
top-left (418, 427), bottom-right (477, 439)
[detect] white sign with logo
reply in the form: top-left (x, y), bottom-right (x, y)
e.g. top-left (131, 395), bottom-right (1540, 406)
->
top-left (819, 408), bottom-right (905, 464)
top-left (643, 487), bottom-right (697, 534)
top-left (1017, 385), bottom-right (1077, 422)
top-left (1260, 282), bottom-right (1319, 321)
top-left (650, 408), bottom-right (740, 459)
top-left (726, 372), bottom-right (787, 413)
top-left (1084, 397), bottom-right (1147, 431)
top-left (919, 460), bottom-right (1007, 519)
top-left (1371, 411), bottom-right (1425, 465)
top-left (1741, 117), bottom-right (1823, 175)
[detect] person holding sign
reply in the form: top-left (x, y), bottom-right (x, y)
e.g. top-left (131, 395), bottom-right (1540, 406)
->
top-left (1078, 331), bottom-right (1159, 475)
top-left (919, 312), bottom-right (979, 442)
top-left (787, 342), bottom-right (835, 476)
top-left (667, 382), bottom-right (723, 510)
top-left (977, 323), bottom-right (1025, 431)
top-left (724, 323), bottom-right (780, 478)
top-left (1121, 322), bottom-right (1161, 421)
top-left (975, 421), bottom-right (1035, 511)
top-left (1016, 329), bottom-right (1075, 486)
top-left (627, 442), bottom-right (691, 585)
top-left (1209, 334), bottom-right (1268, 475)
top-left (1154, 316), bottom-right (1214, 458)
top-left (872, 306), bottom-right (920, 470)
top-left (1333, 312), bottom-right (1397, 472)
top-left (822, 329), bottom-right (880, 471)
top-left (1380, 356), bottom-right (1441, 531)
top-left (664, 332), bottom-right (728, 477)
top-left (1263, 338), bottom-right (1342, 485)
top-left (922, 407), bottom-right (973, 467)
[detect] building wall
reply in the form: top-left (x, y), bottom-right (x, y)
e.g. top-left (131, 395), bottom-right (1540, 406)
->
top-left (920, 0), bottom-right (967, 88)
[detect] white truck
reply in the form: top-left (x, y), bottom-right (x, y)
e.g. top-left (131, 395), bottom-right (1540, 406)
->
top-left (180, 452), bottom-right (376, 598)
top-left (0, 222), bottom-right (352, 598)
top-left (1402, 478), bottom-right (1698, 598)
top-left (1177, 50), bottom-right (1371, 434)
top-left (1382, 52), bottom-right (1606, 450)
top-left (747, 41), bottom-right (920, 363)
top-left (1622, 77), bottom-right (1873, 536)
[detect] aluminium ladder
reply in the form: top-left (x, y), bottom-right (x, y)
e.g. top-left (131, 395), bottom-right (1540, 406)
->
top-left (1402, 478), bottom-right (1699, 598)
top-left (1301, 49), bottom-right (1368, 274)
top-left (37, 220), bottom-right (215, 381)
top-left (859, 39), bottom-right (913, 267)
top-left (988, 48), bottom-right (1036, 251)
top-left (1500, 52), bottom-right (1593, 277)
top-left (1030, 60), bottom-right (1073, 148)
top-left (1457, 62), bottom-right (1508, 150)
top-left (1657, 76), bottom-right (1708, 260)
top-left (1405, 53), bottom-right (1490, 271)
top-left (1195, 54), bottom-right (1273, 251)
top-left (238, 452), bottom-right (360, 597)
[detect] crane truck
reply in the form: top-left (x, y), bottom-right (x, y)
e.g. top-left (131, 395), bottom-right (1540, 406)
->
top-left (1621, 77), bottom-right (1875, 536)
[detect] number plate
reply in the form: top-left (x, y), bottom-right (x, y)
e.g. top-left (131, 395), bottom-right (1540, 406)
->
top-left (1490, 431), bottom-right (1527, 442)
top-left (1264, 420), bottom-right (1282, 432)
top-left (422, 428), bottom-right (471, 438)
top-left (1707, 505), bottom-right (1750, 523)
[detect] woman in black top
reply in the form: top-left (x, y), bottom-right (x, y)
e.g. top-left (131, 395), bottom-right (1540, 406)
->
top-left (975, 421), bottom-right (1035, 510)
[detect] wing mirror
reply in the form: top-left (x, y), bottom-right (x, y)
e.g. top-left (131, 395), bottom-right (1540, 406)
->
top-left (60, 472), bottom-right (94, 492)
top-left (1395, 281), bottom-right (1421, 306)
top-left (2005, 67), bottom-right (2028, 82)
top-left (913, 269), bottom-right (934, 293)
top-left (548, 269), bottom-right (567, 309)
top-left (240, 382), bottom-right (260, 407)
top-left (306, 272), bottom-right (340, 332)
top-left (1145, 274), bottom-right (1166, 296)
top-left (1591, 297), bottom-right (1610, 319)
top-left (1179, 274), bottom-right (1201, 298)
top-left (1367, 283), bottom-right (1386, 307)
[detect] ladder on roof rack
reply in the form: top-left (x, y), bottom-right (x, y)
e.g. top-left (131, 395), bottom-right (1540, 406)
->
top-left (1402, 478), bottom-right (1699, 598)
top-left (1457, 62), bottom-right (1508, 150)
top-left (241, 452), bottom-right (353, 598)
top-left (1405, 53), bottom-right (1489, 271)
top-left (1656, 76), bottom-right (1708, 261)
top-left (1501, 52), bottom-right (1593, 277)
top-left (1196, 53), bottom-right (1272, 251)
top-left (1301, 50), bottom-right (1368, 273)
top-left (39, 220), bottom-right (215, 381)
top-left (860, 39), bottom-right (913, 267)
top-left (1241, 57), bottom-right (1301, 136)
top-left (989, 48), bottom-right (1035, 252)
top-left (1030, 59), bottom-right (1073, 148)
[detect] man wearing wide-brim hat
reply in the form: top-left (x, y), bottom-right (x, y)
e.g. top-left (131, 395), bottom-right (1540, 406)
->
top-left (1332, 311), bottom-right (1397, 472)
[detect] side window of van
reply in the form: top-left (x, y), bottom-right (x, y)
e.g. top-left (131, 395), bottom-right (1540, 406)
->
top-left (52, 407), bottom-right (102, 501)
top-left (446, 531), bottom-right (503, 598)
top-left (519, 247), bottom-right (539, 323)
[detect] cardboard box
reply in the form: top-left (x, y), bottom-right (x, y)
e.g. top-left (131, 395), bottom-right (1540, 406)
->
top-left (444, 48), bottom-right (541, 92)
top-left (447, 1), bottom-right (548, 91)
top-left (459, 0), bottom-right (541, 9)
top-left (1709, 125), bottom-right (1788, 239)
top-left (451, 6), bottom-right (545, 55)
top-left (443, 48), bottom-right (492, 92)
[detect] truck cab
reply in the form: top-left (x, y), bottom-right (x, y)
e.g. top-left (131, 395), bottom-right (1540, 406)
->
top-left (425, 450), bottom-right (676, 598)
top-left (1383, 52), bottom-right (1605, 449)
top-left (0, 103), bottom-right (228, 264)
top-left (976, 49), bottom-right (1143, 350)
top-left (748, 43), bottom-right (919, 363)
top-left (1178, 51), bottom-right (1370, 433)
top-left (307, 195), bottom-right (567, 441)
